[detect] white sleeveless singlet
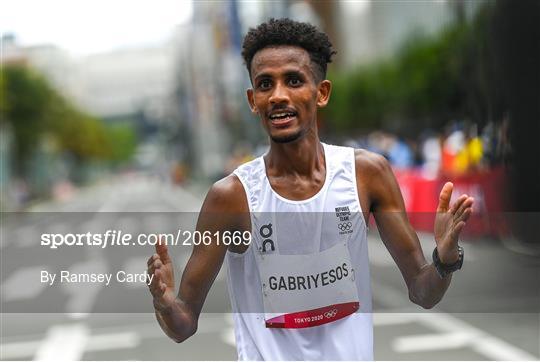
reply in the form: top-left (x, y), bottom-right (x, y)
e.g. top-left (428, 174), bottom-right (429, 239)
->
top-left (228, 143), bottom-right (373, 360)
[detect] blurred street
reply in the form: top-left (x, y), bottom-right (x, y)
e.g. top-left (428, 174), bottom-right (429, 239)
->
top-left (1, 177), bottom-right (538, 361)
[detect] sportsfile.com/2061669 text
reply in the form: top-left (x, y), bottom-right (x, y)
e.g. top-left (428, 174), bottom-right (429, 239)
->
top-left (40, 230), bottom-right (252, 249)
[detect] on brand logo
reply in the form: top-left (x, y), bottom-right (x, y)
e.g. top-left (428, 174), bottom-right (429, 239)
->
top-left (259, 223), bottom-right (275, 252)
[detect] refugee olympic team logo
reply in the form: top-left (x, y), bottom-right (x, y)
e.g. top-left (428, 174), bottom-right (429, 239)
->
top-left (335, 206), bottom-right (353, 235)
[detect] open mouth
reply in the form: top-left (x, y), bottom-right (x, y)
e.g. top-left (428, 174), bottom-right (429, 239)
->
top-left (268, 111), bottom-right (297, 126)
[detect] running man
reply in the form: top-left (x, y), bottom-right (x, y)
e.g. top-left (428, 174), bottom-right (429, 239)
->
top-left (147, 18), bottom-right (474, 360)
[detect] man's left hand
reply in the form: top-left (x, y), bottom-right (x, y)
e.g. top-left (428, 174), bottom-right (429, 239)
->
top-left (434, 182), bottom-right (474, 264)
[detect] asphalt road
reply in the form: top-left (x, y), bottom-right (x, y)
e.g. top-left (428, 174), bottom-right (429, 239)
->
top-left (1, 175), bottom-right (538, 360)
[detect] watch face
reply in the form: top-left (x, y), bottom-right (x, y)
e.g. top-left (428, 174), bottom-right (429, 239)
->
top-left (433, 246), bottom-right (464, 278)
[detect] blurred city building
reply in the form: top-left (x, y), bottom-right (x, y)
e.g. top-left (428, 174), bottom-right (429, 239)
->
top-left (2, 34), bottom-right (177, 120)
top-left (77, 46), bottom-right (177, 119)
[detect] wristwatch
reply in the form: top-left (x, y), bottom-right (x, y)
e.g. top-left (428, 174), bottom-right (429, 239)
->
top-left (432, 246), bottom-right (464, 278)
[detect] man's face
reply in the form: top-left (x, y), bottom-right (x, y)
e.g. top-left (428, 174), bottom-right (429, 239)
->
top-left (247, 45), bottom-right (331, 144)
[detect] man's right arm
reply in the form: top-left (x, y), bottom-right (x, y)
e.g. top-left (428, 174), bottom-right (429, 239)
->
top-left (147, 174), bottom-right (249, 342)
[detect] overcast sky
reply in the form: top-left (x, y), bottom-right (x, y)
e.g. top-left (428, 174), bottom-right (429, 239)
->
top-left (1, 0), bottom-right (193, 56)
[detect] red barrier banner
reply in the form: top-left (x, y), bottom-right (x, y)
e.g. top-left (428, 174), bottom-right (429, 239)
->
top-left (393, 167), bottom-right (509, 237)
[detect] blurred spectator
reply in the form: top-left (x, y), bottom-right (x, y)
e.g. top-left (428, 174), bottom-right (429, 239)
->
top-left (171, 162), bottom-right (188, 185)
top-left (367, 131), bottom-right (389, 156)
top-left (336, 118), bottom-right (510, 177)
top-left (466, 124), bottom-right (484, 170)
top-left (421, 132), bottom-right (442, 179)
top-left (442, 124), bottom-right (465, 174)
top-left (454, 124), bottom-right (483, 174)
top-left (387, 135), bottom-right (413, 169)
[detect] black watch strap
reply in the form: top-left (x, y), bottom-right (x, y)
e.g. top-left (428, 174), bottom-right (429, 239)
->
top-left (433, 246), bottom-right (464, 278)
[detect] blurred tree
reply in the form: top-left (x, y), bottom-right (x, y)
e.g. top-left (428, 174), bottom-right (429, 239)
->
top-left (1, 65), bottom-right (53, 175)
top-left (1, 64), bottom-right (136, 180)
top-left (0, 72), bottom-right (8, 117)
top-left (106, 123), bottom-right (137, 163)
top-left (54, 112), bottom-right (111, 160)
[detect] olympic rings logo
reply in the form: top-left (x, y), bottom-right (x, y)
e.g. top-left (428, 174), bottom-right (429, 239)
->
top-left (324, 309), bottom-right (338, 319)
top-left (338, 222), bottom-right (352, 231)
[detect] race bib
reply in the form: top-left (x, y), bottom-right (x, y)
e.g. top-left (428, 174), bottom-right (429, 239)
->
top-left (257, 242), bottom-right (360, 328)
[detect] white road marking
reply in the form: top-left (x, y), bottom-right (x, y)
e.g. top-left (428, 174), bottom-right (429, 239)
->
top-left (373, 313), bottom-right (417, 326)
top-left (393, 331), bottom-right (479, 352)
top-left (221, 314), bottom-right (236, 347)
top-left (0, 314), bottom-right (233, 360)
top-left (221, 328), bottom-right (236, 347)
top-left (1, 325), bottom-right (141, 360)
top-left (0, 340), bottom-right (41, 359)
top-left (68, 312), bottom-right (90, 320)
top-left (34, 324), bottom-right (89, 361)
top-left (84, 331), bottom-right (140, 352)
top-left (372, 281), bottom-right (538, 360)
top-left (416, 313), bottom-right (539, 361)
top-left (61, 259), bottom-right (108, 316)
top-left (1, 266), bottom-right (48, 301)
top-left (474, 335), bottom-right (540, 361)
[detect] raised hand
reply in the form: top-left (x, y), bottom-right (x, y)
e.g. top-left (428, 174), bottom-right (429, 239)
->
top-left (434, 182), bottom-right (474, 264)
top-left (147, 237), bottom-right (176, 311)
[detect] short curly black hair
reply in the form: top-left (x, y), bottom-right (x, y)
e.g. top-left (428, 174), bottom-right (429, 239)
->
top-left (242, 18), bottom-right (336, 82)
